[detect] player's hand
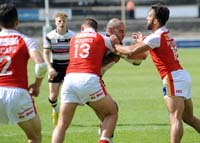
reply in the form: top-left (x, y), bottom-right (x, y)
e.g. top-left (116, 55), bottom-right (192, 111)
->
top-left (28, 83), bottom-right (40, 97)
top-left (48, 67), bottom-right (58, 80)
top-left (110, 34), bottom-right (120, 45)
top-left (132, 32), bottom-right (145, 42)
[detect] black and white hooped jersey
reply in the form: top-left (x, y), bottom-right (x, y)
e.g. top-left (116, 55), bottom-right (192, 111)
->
top-left (43, 29), bottom-right (75, 65)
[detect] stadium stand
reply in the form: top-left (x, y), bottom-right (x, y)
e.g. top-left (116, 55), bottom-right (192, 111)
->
top-left (1, 0), bottom-right (199, 48)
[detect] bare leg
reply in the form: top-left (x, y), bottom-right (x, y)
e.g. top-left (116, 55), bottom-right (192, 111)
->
top-left (18, 114), bottom-right (41, 143)
top-left (165, 96), bottom-right (184, 143)
top-left (48, 83), bottom-right (60, 102)
top-left (89, 95), bottom-right (118, 140)
top-left (87, 95), bottom-right (118, 122)
top-left (182, 99), bottom-right (200, 133)
top-left (51, 103), bottom-right (77, 143)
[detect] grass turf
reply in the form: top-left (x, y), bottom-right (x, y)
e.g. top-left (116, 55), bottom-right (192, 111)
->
top-left (0, 48), bottom-right (200, 143)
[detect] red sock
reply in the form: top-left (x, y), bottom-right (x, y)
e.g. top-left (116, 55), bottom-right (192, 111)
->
top-left (99, 137), bottom-right (110, 143)
top-left (99, 140), bottom-right (109, 143)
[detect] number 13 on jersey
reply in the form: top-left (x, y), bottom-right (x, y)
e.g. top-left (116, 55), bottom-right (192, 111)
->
top-left (74, 43), bottom-right (90, 58)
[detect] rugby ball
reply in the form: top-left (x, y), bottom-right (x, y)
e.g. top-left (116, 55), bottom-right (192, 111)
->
top-left (121, 55), bottom-right (142, 65)
top-left (121, 52), bottom-right (148, 65)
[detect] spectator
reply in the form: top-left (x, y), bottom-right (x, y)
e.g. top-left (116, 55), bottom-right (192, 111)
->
top-left (126, 0), bottom-right (135, 19)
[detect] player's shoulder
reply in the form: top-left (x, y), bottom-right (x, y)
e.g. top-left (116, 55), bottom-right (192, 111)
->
top-left (8, 30), bottom-right (38, 51)
top-left (147, 26), bottom-right (168, 40)
top-left (0, 29), bottom-right (37, 47)
top-left (98, 32), bottom-right (108, 39)
top-left (65, 29), bottom-right (76, 38)
top-left (10, 30), bottom-right (30, 39)
top-left (144, 32), bottom-right (161, 45)
top-left (67, 29), bottom-right (76, 35)
top-left (97, 32), bottom-right (108, 41)
top-left (15, 31), bottom-right (37, 44)
top-left (46, 29), bottom-right (57, 38)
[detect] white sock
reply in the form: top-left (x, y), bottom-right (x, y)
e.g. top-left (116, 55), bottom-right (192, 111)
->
top-left (53, 106), bottom-right (58, 112)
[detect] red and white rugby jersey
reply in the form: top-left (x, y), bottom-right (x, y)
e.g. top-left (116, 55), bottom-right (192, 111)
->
top-left (143, 26), bottom-right (183, 79)
top-left (67, 28), bottom-right (114, 76)
top-left (0, 29), bottom-right (39, 89)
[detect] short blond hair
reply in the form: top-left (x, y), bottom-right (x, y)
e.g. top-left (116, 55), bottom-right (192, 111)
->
top-left (55, 12), bottom-right (68, 19)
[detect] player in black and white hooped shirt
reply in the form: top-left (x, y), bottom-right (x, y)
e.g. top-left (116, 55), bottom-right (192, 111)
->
top-left (43, 12), bottom-right (75, 125)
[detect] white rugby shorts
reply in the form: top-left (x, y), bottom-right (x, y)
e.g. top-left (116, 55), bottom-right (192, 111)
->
top-left (162, 70), bottom-right (192, 99)
top-left (0, 87), bottom-right (36, 125)
top-left (61, 73), bottom-right (108, 104)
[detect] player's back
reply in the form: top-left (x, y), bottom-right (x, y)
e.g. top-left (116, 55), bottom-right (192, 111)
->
top-left (67, 30), bottom-right (113, 76)
top-left (0, 29), bottom-right (31, 89)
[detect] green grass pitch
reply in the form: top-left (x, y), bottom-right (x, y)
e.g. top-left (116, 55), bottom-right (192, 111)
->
top-left (0, 48), bottom-right (200, 143)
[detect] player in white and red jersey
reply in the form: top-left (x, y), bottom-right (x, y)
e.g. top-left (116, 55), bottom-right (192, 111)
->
top-left (43, 12), bottom-right (75, 125)
top-left (0, 3), bottom-right (47, 143)
top-left (115, 4), bottom-right (200, 143)
top-left (51, 18), bottom-right (119, 143)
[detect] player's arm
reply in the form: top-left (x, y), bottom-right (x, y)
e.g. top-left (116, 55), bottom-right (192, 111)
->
top-left (109, 34), bottom-right (148, 65)
top-left (115, 31), bottom-right (148, 55)
top-left (115, 42), bottom-right (149, 57)
top-left (29, 50), bottom-right (47, 97)
top-left (102, 52), bottom-right (120, 67)
top-left (43, 48), bottom-right (52, 69)
top-left (100, 35), bottom-right (120, 75)
top-left (101, 51), bottom-right (120, 75)
top-left (43, 36), bottom-right (54, 69)
top-left (43, 35), bottom-right (58, 79)
top-left (103, 34), bottom-right (121, 64)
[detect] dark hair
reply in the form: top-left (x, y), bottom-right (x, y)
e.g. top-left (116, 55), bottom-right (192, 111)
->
top-left (82, 18), bottom-right (98, 31)
top-left (0, 3), bottom-right (18, 28)
top-left (151, 4), bottom-right (169, 26)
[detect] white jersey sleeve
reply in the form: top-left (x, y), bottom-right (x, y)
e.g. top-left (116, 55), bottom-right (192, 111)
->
top-left (43, 30), bottom-right (55, 49)
top-left (43, 37), bottom-right (50, 49)
top-left (143, 34), bottom-right (161, 49)
top-left (102, 36), bottom-right (115, 52)
top-left (21, 34), bottom-right (39, 52)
